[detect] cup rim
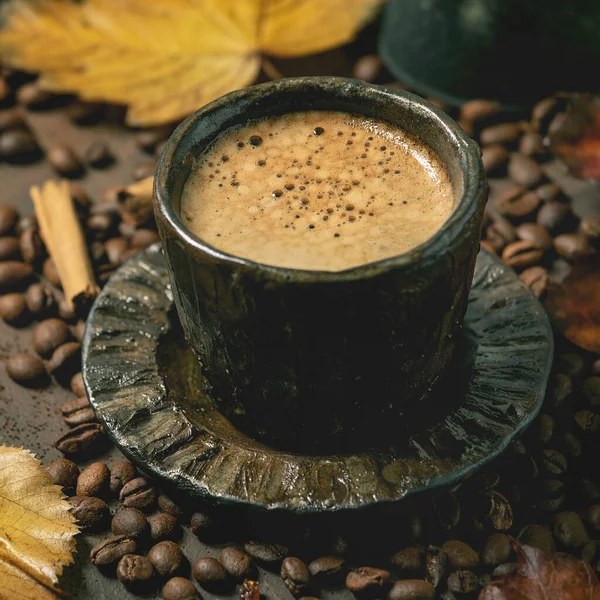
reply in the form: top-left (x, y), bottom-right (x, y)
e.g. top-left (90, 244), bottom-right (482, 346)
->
top-left (154, 76), bottom-right (486, 283)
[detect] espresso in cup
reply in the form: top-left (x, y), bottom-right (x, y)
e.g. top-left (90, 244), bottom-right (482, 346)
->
top-left (180, 111), bottom-right (455, 271)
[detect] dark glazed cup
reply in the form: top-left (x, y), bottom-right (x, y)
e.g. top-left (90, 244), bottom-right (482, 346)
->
top-left (154, 77), bottom-right (487, 450)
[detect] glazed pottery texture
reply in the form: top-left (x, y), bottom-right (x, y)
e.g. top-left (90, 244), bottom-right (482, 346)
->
top-left (154, 77), bottom-right (487, 446)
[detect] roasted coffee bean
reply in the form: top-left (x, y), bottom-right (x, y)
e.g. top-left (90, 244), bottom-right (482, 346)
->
top-left (68, 495), bottom-right (110, 531)
top-left (162, 577), bottom-right (200, 600)
top-left (5, 353), bottom-right (47, 386)
top-left (87, 213), bottom-right (115, 237)
top-left (133, 160), bottom-right (156, 181)
top-left (192, 557), bottom-right (229, 590)
top-left (492, 562), bottom-right (517, 578)
top-left (0, 130), bottom-right (41, 163)
top-left (25, 282), bottom-right (55, 316)
top-left (148, 540), bottom-right (185, 578)
top-left (117, 554), bottom-right (155, 591)
top-left (388, 579), bottom-right (435, 600)
top-left (537, 202), bottom-right (573, 234)
top-left (353, 54), bottom-right (382, 82)
top-left (536, 413), bottom-right (555, 444)
top-left (553, 512), bottom-right (590, 549)
top-left (480, 241), bottom-right (497, 256)
top-left (548, 373), bottom-right (573, 409)
top-left (586, 505), bottom-right (600, 531)
top-left (458, 119), bottom-right (474, 137)
top-left (425, 546), bottom-right (447, 588)
top-left (148, 512), bottom-right (180, 542)
top-left (554, 233), bottom-right (595, 261)
top-left (110, 460), bottom-right (137, 494)
top-left (47, 143), bottom-right (84, 177)
top-left (32, 319), bottom-right (71, 358)
top-left (580, 216), bottom-right (600, 246)
top-left (42, 257), bottom-right (60, 286)
top-left (120, 477), bottom-right (156, 511)
top-left (84, 141), bottom-right (113, 168)
top-left (485, 491), bottom-right (513, 531)
top-left (76, 462), bottom-right (109, 498)
top-left (520, 266), bottom-right (549, 299)
top-left (532, 96), bottom-right (567, 133)
top-left (61, 396), bottom-right (95, 428)
top-left (131, 228), bottom-right (160, 249)
top-left (281, 557), bottom-right (310, 596)
top-left (220, 546), bottom-right (254, 580)
top-left (15, 217), bottom-right (37, 238)
top-left (481, 144), bottom-right (509, 175)
top-left (442, 540), bottom-right (479, 569)
top-left (55, 422), bottom-right (105, 458)
top-left (104, 237), bottom-right (129, 265)
top-left (432, 491), bottom-right (460, 530)
top-left (562, 432), bottom-right (583, 458)
top-left (157, 494), bottom-right (185, 520)
top-left (47, 341), bottom-right (81, 383)
top-left (19, 228), bottom-right (45, 264)
top-left (91, 535), bottom-right (137, 568)
top-left (69, 372), bottom-right (85, 397)
top-left (447, 570), bottom-right (478, 594)
top-left (534, 182), bottom-right (563, 204)
top-left (56, 296), bottom-right (76, 322)
top-left (45, 457), bottom-right (79, 493)
top-left (581, 540), bottom-right (600, 564)
top-left (485, 219), bottom-right (517, 251)
top-left (16, 81), bottom-right (53, 108)
top-left (516, 223), bottom-right (553, 251)
top-left (496, 188), bottom-right (540, 220)
top-left (480, 123), bottom-right (523, 146)
top-left (66, 101), bottom-right (105, 125)
top-left (502, 240), bottom-right (543, 269)
top-left (390, 546), bottom-right (424, 573)
top-left (0, 293), bottom-right (27, 325)
top-left (508, 153), bottom-right (544, 188)
top-left (346, 567), bottom-right (391, 597)
top-left (583, 377), bottom-right (600, 408)
top-left (73, 320), bottom-right (86, 342)
top-left (0, 205), bottom-right (18, 236)
top-left (460, 99), bottom-right (500, 123)
top-left (308, 555), bottom-right (345, 585)
top-left (540, 449), bottom-right (567, 476)
top-left (0, 261), bottom-right (32, 290)
top-left (539, 478), bottom-right (565, 501)
top-left (0, 236), bottom-right (21, 260)
top-left (244, 541), bottom-right (288, 565)
top-left (518, 524), bottom-right (555, 553)
top-left (575, 410), bottom-right (600, 434)
top-left (0, 109), bottom-right (26, 133)
top-left (482, 534), bottom-right (511, 567)
top-left (112, 507), bottom-right (149, 539)
top-left (518, 130), bottom-right (547, 158)
top-left (190, 511), bottom-right (217, 539)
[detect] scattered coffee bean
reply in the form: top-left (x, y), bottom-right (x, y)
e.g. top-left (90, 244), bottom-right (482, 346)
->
top-left (308, 554), bottom-right (346, 585)
top-left (518, 129), bottom-right (546, 157)
top-left (5, 352), bottom-right (47, 386)
top-left (54, 422), bottom-right (105, 458)
top-left (390, 546), bottom-right (423, 573)
top-left (57, 296), bottom-right (77, 323)
top-left (553, 512), bottom-right (590, 549)
top-left (537, 202), bottom-right (574, 234)
top-left (516, 222), bottom-right (553, 250)
top-left (74, 462), bottom-right (109, 498)
top-left (281, 557), bottom-right (310, 596)
top-left (507, 152), bottom-right (544, 188)
top-left (84, 140), bottom-right (113, 168)
top-left (0, 109), bottom-right (26, 133)
top-left (346, 566), bottom-right (390, 595)
top-left (0, 205), bottom-right (19, 236)
top-left (19, 227), bottom-right (45, 264)
top-left (541, 449), bottom-right (567, 476)
top-left (581, 540), bottom-right (600, 564)
top-left (61, 396), bottom-right (95, 428)
top-left (117, 554), bottom-right (155, 591)
top-left (45, 457), bottom-right (79, 493)
top-left (47, 341), bottom-right (81, 383)
top-left (16, 81), bottom-right (53, 108)
top-left (575, 410), bottom-right (600, 434)
top-left (42, 257), bottom-right (61, 286)
top-left (548, 373), bottom-right (574, 409)
top-left (73, 320), bottom-right (86, 342)
top-left (536, 413), bottom-right (555, 444)
top-left (192, 557), bottom-right (229, 590)
top-left (0, 293), bottom-right (27, 325)
top-left (220, 546), bottom-right (254, 580)
top-left (120, 477), bottom-right (156, 511)
top-left (580, 216), bottom-right (600, 246)
top-left (583, 377), bottom-right (600, 408)
top-left (0, 261), bottom-right (32, 290)
top-left (25, 282), bottom-right (55, 316)
top-left (148, 540), bottom-right (185, 578)
top-left (520, 266), bottom-right (549, 298)
top-left (0, 130), bottom-right (41, 163)
top-left (47, 143), bottom-right (84, 177)
top-left (110, 460), bottom-right (137, 494)
top-left (353, 54), bottom-right (382, 82)
top-left (0, 236), bottom-right (21, 261)
top-left (502, 240), bottom-right (544, 269)
top-left (481, 144), bottom-right (509, 175)
top-left (425, 546), bottom-right (447, 587)
top-left (554, 233), bottom-right (595, 261)
top-left (69, 372), bottom-right (85, 397)
top-left (91, 535), bottom-right (137, 568)
top-left (482, 534), bottom-right (511, 567)
top-left (486, 219), bottom-right (517, 251)
top-left (66, 101), bottom-right (105, 125)
top-left (157, 493), bottom-right (185, 520)
top-left (87, 213), bottom-right (115, 238)
top-left (32, 319), bottom-right (71, 358)
top-left (480, 123), bottom-right (523, 146)
top-left (130, 228), bottom-right (160, 249)
top-left (162, 577), bottom-right (200, 600)
top-left (68, 495), bottom-right (110, 531)
top-left (388, 579), bottom-right (435, 600)
top-left (480, 241), bottom-right (497, 256)
top-left (447, 569), bottom-right (478, 594)
top-left (532, 96), bottom-right (566, 133)
top-left (496, 188), bottom-right (540, 220)
top-left (104, 236), bottom-right (129, 265)
top-left (148, 512), bottom-right (180, 542)
top-left (442, 540), bottom-right (479, 569)
top-left (190, 511), bottom-right (217, 539)
top-left (243, 541), bottom-right (288, 565)
top-left (112, 507), bottom-right (149, 539)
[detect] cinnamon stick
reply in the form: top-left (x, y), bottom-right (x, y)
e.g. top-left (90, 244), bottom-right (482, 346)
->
top-left (115, 175), bottom-right (154, 227)
top-left (30, 180), bottom-right (99, 314)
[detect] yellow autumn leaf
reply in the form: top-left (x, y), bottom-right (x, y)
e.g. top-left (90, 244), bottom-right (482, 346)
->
top-left (0, 446), bottom-right (79, 600)
top-left (0, 0), bottom-right (383, 126)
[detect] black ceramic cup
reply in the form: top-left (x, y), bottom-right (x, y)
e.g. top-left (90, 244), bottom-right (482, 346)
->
top-left (154, 77), bottom-right (487, 450)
